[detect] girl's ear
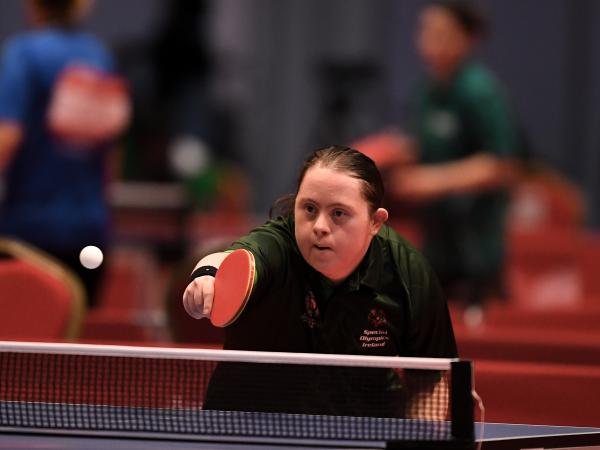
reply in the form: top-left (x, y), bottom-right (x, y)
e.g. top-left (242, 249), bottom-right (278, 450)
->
top-left (370, 208), bottom-right (389, 236)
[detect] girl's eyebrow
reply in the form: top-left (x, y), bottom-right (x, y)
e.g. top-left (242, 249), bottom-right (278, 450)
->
top-left (328, 202), bottom-right (354, 211)
top-left (296, 196), bottom-right (317, 206)
top-left (297, 196), bottom-right (355, 211)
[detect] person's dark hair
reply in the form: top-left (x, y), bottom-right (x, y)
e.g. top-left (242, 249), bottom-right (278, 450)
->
top-left (270, 145), bottom-right (385, 219)
top-left (32, 0), bottom-right (81, 25)
top-left (429, 0), bottom-right (488, 38)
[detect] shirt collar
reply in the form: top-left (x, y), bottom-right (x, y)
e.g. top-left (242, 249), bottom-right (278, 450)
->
top-left (428, 57), bottom-right (475, 93)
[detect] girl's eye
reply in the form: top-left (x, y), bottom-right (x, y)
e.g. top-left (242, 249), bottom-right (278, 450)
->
top-left (305, 204), bottom-right (316, 214)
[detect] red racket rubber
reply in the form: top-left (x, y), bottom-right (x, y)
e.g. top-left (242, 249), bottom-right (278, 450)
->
top-left (210, 249), bottom-right (255, 327)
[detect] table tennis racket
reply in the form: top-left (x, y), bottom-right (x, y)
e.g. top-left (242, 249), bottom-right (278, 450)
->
top-left (210, 249), bottom-right (256, 327)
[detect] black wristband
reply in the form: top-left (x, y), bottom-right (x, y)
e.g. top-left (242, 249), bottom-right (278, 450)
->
top-left (190, 265), bottom-right (218, 281)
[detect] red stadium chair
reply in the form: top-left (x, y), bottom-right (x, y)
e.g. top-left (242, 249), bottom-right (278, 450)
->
top-left (579, 233), bottom-right (600, 304)
top-left (0, 238), bottom-right (86, 340)
top-left (474, 360), bottom-right (600, 427)
top-left (455, 325), bottom-right (600, 366)
top-left (80, 246), bottom-right (158, 342)
top-left (506, 227), bottom-right (584, 309)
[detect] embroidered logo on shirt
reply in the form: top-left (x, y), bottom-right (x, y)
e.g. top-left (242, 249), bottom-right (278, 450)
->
top-left (300, 290), bottom-right (320, 329)
top-left (359, 309), bottom-right (390, 348)
top-left (368, 308), bottom-right (387, 327)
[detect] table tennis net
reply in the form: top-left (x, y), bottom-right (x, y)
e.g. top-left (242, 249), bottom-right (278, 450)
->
top-left (0, 342), bottom-right (472, 445)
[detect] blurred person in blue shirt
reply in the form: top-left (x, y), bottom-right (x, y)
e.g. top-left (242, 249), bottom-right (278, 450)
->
top-left (0, 0), bottom-right (128, 307)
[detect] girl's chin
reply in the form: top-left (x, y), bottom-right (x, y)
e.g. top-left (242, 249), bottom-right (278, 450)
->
top-left (311, 263), bottom-right (347, 283)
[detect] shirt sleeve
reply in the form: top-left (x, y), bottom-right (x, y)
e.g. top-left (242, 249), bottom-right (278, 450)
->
top-left (227, 218), bottom-right (294, 302)
top-left (403, 249), bottom-right (458, 358)
top-left (0, 39), bottom-right (32, 123)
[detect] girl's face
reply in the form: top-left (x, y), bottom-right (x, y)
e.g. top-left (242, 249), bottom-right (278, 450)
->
top-left (416, 6), bottom-right (473, 80)
top-left (294, 165), bottom-right (387, 283)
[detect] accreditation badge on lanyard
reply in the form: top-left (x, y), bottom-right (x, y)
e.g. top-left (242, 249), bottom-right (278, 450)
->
top-left (47, 64), bottom-right (131, 148)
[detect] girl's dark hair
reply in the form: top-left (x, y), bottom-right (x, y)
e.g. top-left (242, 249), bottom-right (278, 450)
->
top-left (429, 0), bottom-right (488, 38)
top-left (270, 145), bottom-right (385, 218)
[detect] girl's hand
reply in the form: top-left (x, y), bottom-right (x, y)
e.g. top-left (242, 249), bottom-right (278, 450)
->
top-left (182, 275), bottom-right (215, 319)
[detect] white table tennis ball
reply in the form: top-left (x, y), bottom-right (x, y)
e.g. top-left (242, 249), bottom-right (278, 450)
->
top-left (79, 245), bottom-right (103, 269)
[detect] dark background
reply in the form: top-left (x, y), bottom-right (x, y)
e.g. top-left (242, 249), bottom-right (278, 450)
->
top-left (1, 0), bottom-right (598, 226)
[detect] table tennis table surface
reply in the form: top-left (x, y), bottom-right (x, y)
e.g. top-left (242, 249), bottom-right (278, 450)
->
top-left (1, 423), bottom-right (600, 450)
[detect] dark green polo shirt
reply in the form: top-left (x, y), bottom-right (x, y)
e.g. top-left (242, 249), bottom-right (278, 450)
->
top-left (224, 214), bottom-right (456, 358)
top-left (204, 215), bottom-right (457, 417)
top-left (412, 60), bottom-right (518, 279)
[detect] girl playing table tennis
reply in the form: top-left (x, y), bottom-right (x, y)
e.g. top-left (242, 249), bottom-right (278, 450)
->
top-left (183, 145), bottom-right (457, 416)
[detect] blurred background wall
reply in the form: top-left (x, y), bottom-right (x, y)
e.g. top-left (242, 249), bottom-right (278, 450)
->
top-left (1, 0), bottom-right (597, 224)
